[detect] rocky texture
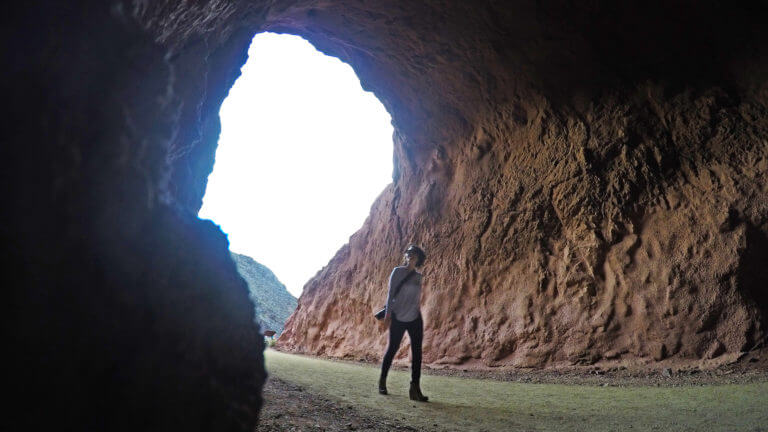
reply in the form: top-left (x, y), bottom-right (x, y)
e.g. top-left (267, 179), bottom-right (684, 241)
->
top-left (277, 1), bottom-right (768, 369)
top-left (232, 252), bottom-right (297, 335)
top-left (3, 2), bottom-right (267, 430)
top-left (3, 1), bottom-right (768, 430)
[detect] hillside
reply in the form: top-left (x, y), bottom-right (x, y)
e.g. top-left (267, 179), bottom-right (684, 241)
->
top-left (231, 252), bottom-right (297, 335)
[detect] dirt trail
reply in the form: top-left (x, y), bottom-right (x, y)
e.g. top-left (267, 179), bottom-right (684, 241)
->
top-left (259, 377), bottom-right (438, 432)
top-left (263, 350), bottom-right (768, 431)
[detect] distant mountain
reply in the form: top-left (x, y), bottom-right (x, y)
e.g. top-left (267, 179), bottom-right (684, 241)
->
top-left (231, 252), bottom-right (297, 336)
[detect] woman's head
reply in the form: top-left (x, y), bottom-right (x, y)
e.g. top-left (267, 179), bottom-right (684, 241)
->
top-left (403, 244), bottom-right (426, 267)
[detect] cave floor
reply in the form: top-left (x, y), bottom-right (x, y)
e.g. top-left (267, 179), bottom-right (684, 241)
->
top-left (262, 350), bottom-right (768, 432)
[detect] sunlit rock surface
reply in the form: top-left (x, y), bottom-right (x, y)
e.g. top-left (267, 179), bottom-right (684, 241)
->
top-left (273, 2), bottom-right (768, 368)
top-left (4, 1), bottom-right (767, 430)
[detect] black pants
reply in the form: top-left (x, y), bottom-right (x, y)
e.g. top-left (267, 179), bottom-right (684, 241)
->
top-left (380, 314), bottom-right (423, 384)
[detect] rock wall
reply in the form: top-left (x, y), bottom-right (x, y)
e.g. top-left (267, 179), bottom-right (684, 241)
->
top-left (277, 1), bottom-right (768, 368)
top-left (282, 86), bottom-right (768, 367)
top-left (3, 1), bottom-right (268, 430)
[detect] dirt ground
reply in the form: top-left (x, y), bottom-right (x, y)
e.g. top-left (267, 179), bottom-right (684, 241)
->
top-left (258, 377), bottom-right (440, 432)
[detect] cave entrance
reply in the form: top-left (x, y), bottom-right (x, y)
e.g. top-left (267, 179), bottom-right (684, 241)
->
top-left (199, 32), bottom-right (394, 336)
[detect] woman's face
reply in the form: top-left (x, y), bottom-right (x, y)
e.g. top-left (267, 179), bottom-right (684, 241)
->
top-left (404, 251), bottom-right (416, 266)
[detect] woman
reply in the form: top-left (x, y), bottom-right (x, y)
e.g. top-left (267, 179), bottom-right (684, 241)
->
top-left (378, 245), bottom-right (429, 402)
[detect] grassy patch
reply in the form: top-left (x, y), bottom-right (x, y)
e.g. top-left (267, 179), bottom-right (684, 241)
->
top-left (265, 350), bottom-right (768, 431)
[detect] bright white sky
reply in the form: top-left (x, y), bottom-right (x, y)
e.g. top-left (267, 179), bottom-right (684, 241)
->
top-left (199, 32), bottom-right (393, 298)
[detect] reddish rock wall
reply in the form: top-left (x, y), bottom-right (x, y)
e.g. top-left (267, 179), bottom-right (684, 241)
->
top-left (277, 1), bottom-right (768, 368)
top-left (282, 86), bottom-right (768, 367)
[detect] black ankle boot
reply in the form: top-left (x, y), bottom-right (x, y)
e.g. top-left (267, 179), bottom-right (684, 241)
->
top-left (409, 381), bottom-right (428, 402)
top-left (378, 376), bottom-right (388, 395)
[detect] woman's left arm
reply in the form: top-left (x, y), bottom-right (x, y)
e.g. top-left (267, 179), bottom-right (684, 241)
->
top-left (384, 268), bottom-right (397, 320)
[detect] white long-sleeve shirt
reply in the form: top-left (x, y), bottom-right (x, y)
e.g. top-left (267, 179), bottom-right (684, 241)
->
top-left (385, 266), bottom-right (423, 322)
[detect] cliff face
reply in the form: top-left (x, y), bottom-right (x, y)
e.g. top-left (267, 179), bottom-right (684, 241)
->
top-left (4, 1), bottom-right (768, 430)
top-left (276, 2), bottom-right (768, 368)
top-left (231, 253), bottom-right (297, 335)
top-left (281, 86), bottom-right (768, 367)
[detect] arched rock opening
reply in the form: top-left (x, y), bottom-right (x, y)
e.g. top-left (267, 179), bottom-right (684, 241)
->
top-left (4, 1), bottom-right (768, 430)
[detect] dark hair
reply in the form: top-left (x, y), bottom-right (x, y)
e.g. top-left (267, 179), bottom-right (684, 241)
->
top-left (404, 244), bottom-right (426, 267)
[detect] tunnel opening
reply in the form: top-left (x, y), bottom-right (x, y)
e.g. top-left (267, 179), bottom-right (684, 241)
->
top-left (198, 32), bottom-right (394, 338)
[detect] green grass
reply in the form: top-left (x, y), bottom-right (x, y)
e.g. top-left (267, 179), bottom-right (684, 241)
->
top-left (265, 350), bottom-right (768, 432)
